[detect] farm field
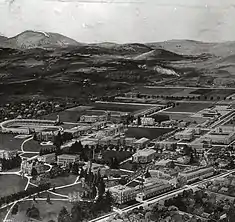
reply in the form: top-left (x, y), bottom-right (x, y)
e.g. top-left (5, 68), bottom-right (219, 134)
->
top-left (162, 112), bottom-right (208, 124)
top-left (134, 87), bottom-right (184, 95)
top-left (9, 200), bottom-right (73, 222)
top-left (23, 139), bottom-right (55, 152)
top-left (167, 102), bottom-right (214, 113)
top-left (90, 102), bottom-right (152, 113)
top-left (0, 133), bottom-right (24, 151)
top-left (0, 175), bottom-right (28, 198)
top-left (125, 127), bottom-right (173, 140)
top-left (190, 88), bottom-right (235, 98)
top-left (43, 103), bottom-right (152, 123)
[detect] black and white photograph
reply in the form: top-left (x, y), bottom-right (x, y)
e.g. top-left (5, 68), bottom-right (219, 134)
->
top-left (0, 0), bottom-right (235, 221)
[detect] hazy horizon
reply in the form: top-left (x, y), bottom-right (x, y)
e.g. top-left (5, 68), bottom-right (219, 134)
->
top-left (1, 0), bottom-right (235, 43)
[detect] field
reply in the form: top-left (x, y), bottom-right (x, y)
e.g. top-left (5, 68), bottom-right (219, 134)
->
top-left (162, 112), bottom-right (207, 124)
top-left (55, 183), bottom-right (84, 196)
top-left (166, 102), bottom-right (214, 113)
top-left (23, 139), bottom-right (55, 152)
top-left (0, 133), bottom-right (24, 151)
top-left (101, 150), bottom-right (132, 163)
top-left (43, 103), bottom-right (152, 123)
top-left (0, 205), bottom-right (12, 222)
top-left (46, 174), bottom-right (77, 187)
top-left (125, 127), bottom-right (173, 140)
top-left (134, 87), bottom-right (184, 95)
top-left (0, 175), bottom-right (28, 198)
top-left (190, 88), bottom-right (235, 98)
top-left (9, 200), bottom-right (73, 222)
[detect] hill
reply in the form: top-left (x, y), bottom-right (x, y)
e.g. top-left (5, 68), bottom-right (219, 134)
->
top-left (134, 49), bottom-right (184, 61)
top-left (3, 31), bottom-right (81, 49)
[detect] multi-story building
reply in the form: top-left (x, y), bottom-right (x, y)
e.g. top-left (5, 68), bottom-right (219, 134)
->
top-left (134, 137), bottom-right (150, 150)
top-left (141, 117), bottom-right (155, 126)
top-left (109, 185), bottom-right (137, 204)
top-left (174, 129), bottom-right (195, 141)
top-left (57, 154), bottom-right (79, 166)
top-left (132, 149), bottom-right (156, 163)
top-left (21, 159), bottom-right (45, 175)
top-left (38, 153), bottom-right (56, 164)
top-left (64, 125), bottom-right (92, 138)
top-left (203, 128), bottom-right (235, 145)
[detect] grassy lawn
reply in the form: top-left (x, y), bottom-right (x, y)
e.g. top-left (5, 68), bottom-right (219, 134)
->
top-left (0, 175), bottom-right (28, 198)
top-left (90, 102), bottom-right (152, 113)
top-left (101, 150), bottom-right (132, 163)
top-left (47, 175), bottom-right (77, 187)
top-left (23, 139), bottom-right (55, 152)
top-left (167, 102), bottom-right (213, 113)
top-left (0, 205), bottom-right (12, 222)
top-left (9, 200), bottom-right (73, 222)
top-left (55, 183), bottom-right (84, 196)
top-left (125, 127), bottom-right (173, 140)
top-left (0, 133), bottom-right (24, 151)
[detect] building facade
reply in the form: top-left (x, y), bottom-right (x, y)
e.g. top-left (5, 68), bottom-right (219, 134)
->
top-left (57, 154), bottom-right (80, 166)
top-left (38, 153), bottom-right (56, 164)
top-left (132, 149), bottom-right (156, 163)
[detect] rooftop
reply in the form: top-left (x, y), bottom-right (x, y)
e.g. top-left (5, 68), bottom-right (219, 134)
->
top-left (57, 154), bottom-right (79, 159)
top-left (134, 137), bottom-right (150, 144)
top-left (133, 148), bottom-right (156, 156)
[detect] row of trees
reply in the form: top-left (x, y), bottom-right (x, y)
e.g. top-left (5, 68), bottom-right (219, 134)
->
top-left (0, 183), bottom-right (51, 207)
top-left (0, 154), bottom-right (22, 171)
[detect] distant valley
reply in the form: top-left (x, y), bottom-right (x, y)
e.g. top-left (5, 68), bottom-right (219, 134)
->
top-left (1, 31), bottom-right (235, 104)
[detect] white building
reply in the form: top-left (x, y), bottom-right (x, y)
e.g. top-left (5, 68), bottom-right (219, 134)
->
top-left (141, 117), bottom-right (155, 126)
top-left (38, 153), bottom-right (56, 164)
top-left (134, 137), bottom-right (150, 150)
top-left (132, 149), bottom-right (156, 163)
top-left (0, 150), bottom-right (18, 159)
top-left (57, 154), bottom-right (80, 166)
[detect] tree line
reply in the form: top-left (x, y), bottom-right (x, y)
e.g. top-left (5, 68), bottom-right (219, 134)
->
top-left (0, 183), bottom-right (51, 207)
top-left (0, 154), bottom-right (22, 171)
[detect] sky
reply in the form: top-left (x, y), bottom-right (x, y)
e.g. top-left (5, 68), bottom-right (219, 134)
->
top-left (0, 0), bottom-right (235, 43)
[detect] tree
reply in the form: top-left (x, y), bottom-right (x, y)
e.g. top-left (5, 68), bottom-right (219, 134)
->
top-left (145, 170), bottom-right (151, 178)
top-left (26, 205), bottom-right (40, 220)
top-left (58, 207), bottom-right (72, 222)
top-left (12, 203), bottom-right (19, 215)
top-left (31, 167), bottom-right (38, 180)
top-left (71, 203), bottom-right (83, 222)
top-left (47, 193), bottom-right (51, 204)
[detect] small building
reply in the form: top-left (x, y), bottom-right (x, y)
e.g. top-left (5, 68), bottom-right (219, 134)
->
top-left (38, 153), bottom-right (56, 164)
top-left (57, 154), bottom-right (80, 166)
top-left (134, 137), bottom-right (150, 150)
top-left (132, 149), bottom-right (156, 163)
top-left (0, 150), bottom-right (18, 160)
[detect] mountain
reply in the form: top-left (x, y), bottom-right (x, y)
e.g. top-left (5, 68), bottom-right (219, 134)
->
top-left (147, 39), bottom-right (235, 58)
top-left (2, 31), bottom-right (81, 49)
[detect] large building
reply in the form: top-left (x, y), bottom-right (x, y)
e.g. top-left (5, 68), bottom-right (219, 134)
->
top-left (109, 178), bottom-right (173, 204)
top-left (64, 125), bottom-right (92, 138)
top-left (38, 153), bottom-right (56, 164)
top-left (141, 117), bottom-right (155, 126)
top-left (134, 137), bottom-right (150, 150)
top-left (203, 128), bottom-right (235, 145)
top-left (174, 129), bottom-right (195, 141)
top-left (57, 154), bottom-right (80, 166)
top-left (132, 149), bottom-right (156, 163)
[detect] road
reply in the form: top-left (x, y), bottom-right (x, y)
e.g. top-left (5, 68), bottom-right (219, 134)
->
top-left (91, 170), bottom-right (235, 222)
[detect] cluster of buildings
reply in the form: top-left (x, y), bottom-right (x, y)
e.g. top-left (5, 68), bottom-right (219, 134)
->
top-left (21, 158), bottom-right (45, 175)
